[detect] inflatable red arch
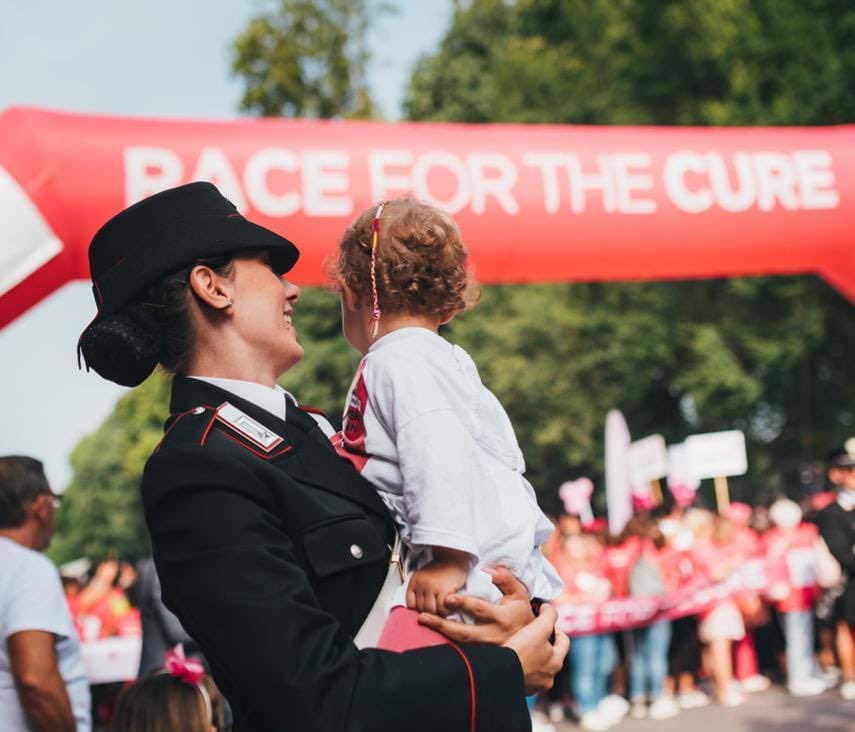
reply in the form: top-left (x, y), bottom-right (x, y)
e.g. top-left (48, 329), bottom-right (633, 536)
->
top-left (1, 107), bottom-right (853, 328)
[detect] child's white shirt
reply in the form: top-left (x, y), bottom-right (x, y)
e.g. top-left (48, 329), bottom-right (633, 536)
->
top-left (337, 327), bottom-right (563, 609)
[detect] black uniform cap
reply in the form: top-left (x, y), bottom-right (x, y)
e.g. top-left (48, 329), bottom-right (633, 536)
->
top-left (87, 181), bottom-right (299, 318)
top-left (77, 182), bottom-right (300, 387)
top-left (828, 438), bottom-right (855, 468)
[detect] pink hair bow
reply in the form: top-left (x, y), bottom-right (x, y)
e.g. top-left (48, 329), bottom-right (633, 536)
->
top-left (164, 644), bottom-right (205, 686)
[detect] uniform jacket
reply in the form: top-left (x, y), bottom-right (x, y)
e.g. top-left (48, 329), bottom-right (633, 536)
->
top-left (817, 500), bottom-right (855, 624)
top-left (141, 376), bottom-right (529, 732)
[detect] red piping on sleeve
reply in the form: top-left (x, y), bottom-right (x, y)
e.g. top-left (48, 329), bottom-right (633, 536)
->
top-left (154, 405), bottom-right (217, 453)
top-left (199, 412), bottom-right (218, 446)
top-left (448, 642), bottom-right (476, 732)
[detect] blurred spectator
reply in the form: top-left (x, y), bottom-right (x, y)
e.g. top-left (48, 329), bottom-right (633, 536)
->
top-left (764, 498), bottom-right (826, 696)
top-left (555, 532), bottom-right (618, 730)
top-left (688, 510), bottom-right (745, 707)
top-left (0, 455), bottom-right (91, 732)
top-left (661, 520), bottom-right (709, 710)
top-left (817, 440), bottom-right (855, 700)
top-left (59, 559), bottom-right (91, 641)
top-left (78, 560), bottom-right (140, 641)
top-left (621, 516), bottom-right (679, 720)
top-left (110, 645), bottom-right (225, 732)
top-left (726, 503), bottom-right (771, 694)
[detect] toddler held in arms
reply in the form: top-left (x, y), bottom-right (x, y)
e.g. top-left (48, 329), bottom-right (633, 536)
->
top-left (330, 199), bottom-right (563, 649)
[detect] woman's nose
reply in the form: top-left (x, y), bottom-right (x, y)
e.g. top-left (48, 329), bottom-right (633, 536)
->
top-left (282, 278), bottom-right (300, 302)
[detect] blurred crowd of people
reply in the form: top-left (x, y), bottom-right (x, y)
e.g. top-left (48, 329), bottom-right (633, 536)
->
top-left (61, 559), bottom-right (140, 644)
top-left (530, 443), bottom-right (855, 731)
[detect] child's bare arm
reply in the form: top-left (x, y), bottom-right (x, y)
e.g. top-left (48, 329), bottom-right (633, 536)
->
top-left (406, 547), bottom-right (470, 617)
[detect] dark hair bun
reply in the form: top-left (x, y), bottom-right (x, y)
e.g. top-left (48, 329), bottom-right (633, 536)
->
top-left (78, 305), bottom-right (162, 387)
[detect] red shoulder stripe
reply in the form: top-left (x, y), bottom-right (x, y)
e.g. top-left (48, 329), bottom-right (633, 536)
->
top-left (199, 411), bottom-right (218, 447)
top-left (154, 405), bottom-right (217, 453)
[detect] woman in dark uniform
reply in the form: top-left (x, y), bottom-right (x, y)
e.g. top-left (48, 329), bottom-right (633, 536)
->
top-left (78, 182), bottom-right (567, 732)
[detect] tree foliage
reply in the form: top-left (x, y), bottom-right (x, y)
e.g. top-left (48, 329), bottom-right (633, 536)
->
top-left (49, 376), bottom-right (169, 564)
top-left (444, 278), bottom-right (854, 513)
top-left (406, 0), bottom-right (855, 125)
top-left (232, 0), bottom-right (378, 118)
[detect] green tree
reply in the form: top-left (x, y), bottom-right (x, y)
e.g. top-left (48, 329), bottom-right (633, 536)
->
top-left (232, 0), bottom-right (381, 118)
top-left (49, 376), bottom-right (169, 564)
top-left (444, 278), bottom-right (855, 512)
top-left (406, 0), bottom-right (855, 125)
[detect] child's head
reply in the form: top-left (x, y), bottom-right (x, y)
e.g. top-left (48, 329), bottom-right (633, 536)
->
top-left (332, 198), bottom-right (478, 351)
top-left (111, 655), bottom-right (224, 732)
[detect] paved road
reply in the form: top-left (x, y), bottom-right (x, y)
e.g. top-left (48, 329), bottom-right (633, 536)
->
top-left (549, 686), bottom-right (852, 731)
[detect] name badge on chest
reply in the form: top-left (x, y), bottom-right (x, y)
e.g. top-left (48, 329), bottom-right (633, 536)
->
top-left (216, 402), bottom-right (284, 452)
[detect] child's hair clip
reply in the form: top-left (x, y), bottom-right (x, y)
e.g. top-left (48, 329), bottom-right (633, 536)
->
top-left (369, 202), bottom-right (386, 339)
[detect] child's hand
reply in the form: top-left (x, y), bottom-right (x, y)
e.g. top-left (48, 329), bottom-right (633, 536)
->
top-left (406, 548), bottom-right (470, 617)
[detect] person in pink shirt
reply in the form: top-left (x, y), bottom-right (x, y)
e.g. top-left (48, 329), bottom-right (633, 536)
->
top-left (659, 519), bottom-right (710, 710)
top-left (726, 503), bottom-right (770, 694)
top-left (764, 498), bottom-right (827, 696)
top-left (686, 509), bottom-right (745, 707)
top-left (603, 533), bottom-right (641, 601)
top-left (556, 532), bottom-right (618, 731)
top-left (619, 516), bottom-right (680, 721)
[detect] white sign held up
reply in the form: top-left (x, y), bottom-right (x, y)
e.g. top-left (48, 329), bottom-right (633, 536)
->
top-left (628, 434), bottom-right (668, 485)
top-left (684, 430), bottom-right (748, 480)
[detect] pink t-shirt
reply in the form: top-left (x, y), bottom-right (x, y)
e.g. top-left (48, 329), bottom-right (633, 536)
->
top-left (762, 524), bottom-right (818, 612)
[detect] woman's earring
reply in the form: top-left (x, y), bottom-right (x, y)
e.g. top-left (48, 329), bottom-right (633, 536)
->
top-left (223, 298), bottom-right (234, 310)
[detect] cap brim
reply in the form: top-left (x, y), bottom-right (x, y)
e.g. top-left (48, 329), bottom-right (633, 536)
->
top-left (94, 214), bottom-right (299, 317)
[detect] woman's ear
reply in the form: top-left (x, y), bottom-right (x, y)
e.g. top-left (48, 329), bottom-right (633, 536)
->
top-left (188, 264), bottom-right (233, 312)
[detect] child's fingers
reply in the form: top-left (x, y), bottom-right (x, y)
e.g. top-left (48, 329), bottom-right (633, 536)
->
top-left (406, 588), bottom-right (417, 610)
top-left (423, 592), bottom-right (438, 616)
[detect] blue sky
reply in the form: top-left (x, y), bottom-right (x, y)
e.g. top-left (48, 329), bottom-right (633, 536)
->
top-left (0, 0), bottom-right (453, 489)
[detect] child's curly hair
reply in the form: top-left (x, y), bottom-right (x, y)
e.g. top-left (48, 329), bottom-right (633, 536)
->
top-left (331, 198), bottom-right (479, 318)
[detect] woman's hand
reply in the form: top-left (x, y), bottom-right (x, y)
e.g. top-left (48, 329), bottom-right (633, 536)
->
top-left (416, 567), bottom-right (533, 644)
top-left (417, 566), bottom-right (569, 694)
top-left (504, 604), bottom-right (569, 695)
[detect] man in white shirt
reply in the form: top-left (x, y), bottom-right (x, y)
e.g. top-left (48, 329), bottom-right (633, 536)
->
top-left (0, 456), bottom-right (91, 732)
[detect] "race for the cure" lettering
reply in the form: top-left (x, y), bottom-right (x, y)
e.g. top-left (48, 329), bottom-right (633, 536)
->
top-left (124, 146), bottom-right (839, 217)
